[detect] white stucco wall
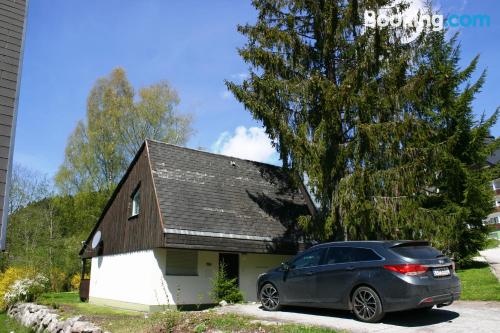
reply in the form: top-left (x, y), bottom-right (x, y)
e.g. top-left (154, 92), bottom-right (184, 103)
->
top-left (89, 248), bottom-right (292, 309)
top-left (239, 253), bottom-right (291, 301)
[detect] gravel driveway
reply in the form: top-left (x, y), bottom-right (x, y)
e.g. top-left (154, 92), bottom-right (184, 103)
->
top-left (217, 301), bottom-right (500, 333)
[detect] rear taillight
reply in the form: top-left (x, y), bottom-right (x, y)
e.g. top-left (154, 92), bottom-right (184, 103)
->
top-left (384, 264), bottom-right (428, 276)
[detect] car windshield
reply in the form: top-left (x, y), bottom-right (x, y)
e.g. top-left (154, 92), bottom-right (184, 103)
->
top-left (391, 245), bottom-right (443, 259)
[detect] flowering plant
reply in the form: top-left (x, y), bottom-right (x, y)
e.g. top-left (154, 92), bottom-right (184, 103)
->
top-left (3, 274), bottom-right (48, 307)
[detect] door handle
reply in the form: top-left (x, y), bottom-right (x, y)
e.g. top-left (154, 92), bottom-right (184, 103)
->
top-left (305, 271), bottom-right (314, 276)
top-left (346, 266), bottom-right (355, 271)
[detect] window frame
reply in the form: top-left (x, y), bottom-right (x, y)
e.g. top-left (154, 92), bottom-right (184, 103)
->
top-left (129, 183), bottom-right (141, 218)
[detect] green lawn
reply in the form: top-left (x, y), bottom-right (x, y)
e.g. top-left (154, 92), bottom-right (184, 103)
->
top-left (484, 238), bottom-right (500, 250)
top-left (0, 312), bottom-right (33, 333)
top-left (35, 292), bottom-right (339, 333)
top-left (456, 261), bottom-right (500, 301)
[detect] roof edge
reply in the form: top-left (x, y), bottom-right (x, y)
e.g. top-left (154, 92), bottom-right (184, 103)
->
top-left (145, 138), bottom-right (284, 170)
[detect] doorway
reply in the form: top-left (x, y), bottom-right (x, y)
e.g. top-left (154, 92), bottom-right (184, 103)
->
top-left (219, 253), bottom-right (239, 285)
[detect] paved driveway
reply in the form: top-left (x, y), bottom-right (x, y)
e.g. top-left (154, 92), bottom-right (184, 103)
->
top-left (217, 301), bottom-right (500, 332)
top-left (480, 245), bottom-right (500, 280)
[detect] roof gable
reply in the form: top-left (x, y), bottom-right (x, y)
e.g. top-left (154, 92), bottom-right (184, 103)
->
top-left (146, 140), bottom-right (310, 243)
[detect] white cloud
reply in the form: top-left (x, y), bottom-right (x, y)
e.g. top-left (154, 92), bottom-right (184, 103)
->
top-left (231, 72), bottom-right (249, 81)
top-left (211, 126), bottom-right (279, 164)
top-left (220, 90), bottom-right (232, 100)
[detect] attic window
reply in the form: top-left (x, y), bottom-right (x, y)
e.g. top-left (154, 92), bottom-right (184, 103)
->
top-left (130, 185), bottom-right (141, 217)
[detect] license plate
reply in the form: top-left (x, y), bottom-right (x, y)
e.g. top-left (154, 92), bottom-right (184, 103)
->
top-left (432, 267), bottom-right (450, 277)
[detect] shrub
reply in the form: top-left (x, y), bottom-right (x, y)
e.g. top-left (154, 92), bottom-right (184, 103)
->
top-left (3, 274), bottom-right (48, 308)
top-left (70, 274), bottom-right (81, 291)
top-left (49, 269), bottom-right (68, 292)
top-left (0, 267), bottom-right (34, 310)
top-left (210, 264), bottom-right (243, 304)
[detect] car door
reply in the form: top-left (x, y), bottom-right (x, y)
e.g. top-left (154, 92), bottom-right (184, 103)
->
top-left (314, 247), bottom-right (358, 307)
top-left (282, 247), bottom-right (325, 304)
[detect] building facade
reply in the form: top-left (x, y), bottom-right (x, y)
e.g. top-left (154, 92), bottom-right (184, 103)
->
top-left (0, 0), bottom-right (28, 250)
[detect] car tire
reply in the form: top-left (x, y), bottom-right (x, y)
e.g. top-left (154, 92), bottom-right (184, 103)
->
top-left (259, 283), bottom-right (281, 311)
top-left (352, 286), bottom-right (385, 323)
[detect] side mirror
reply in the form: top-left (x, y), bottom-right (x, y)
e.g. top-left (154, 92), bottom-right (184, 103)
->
top-left (280, 262), bottom-right (290, 271)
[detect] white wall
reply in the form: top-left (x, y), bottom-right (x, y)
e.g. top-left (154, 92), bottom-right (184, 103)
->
top-left (90, 249), bottom-right (292, 308)
top-left (239, 253), bottom-right (291, 301)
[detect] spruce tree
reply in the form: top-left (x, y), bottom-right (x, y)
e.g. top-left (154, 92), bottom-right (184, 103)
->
top-left (227, 0), bottom-right (497, 261)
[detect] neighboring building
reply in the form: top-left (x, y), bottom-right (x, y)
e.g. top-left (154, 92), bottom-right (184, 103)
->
top-left (0, 0), bottom-right (28, 250)
top-left (485, 144), bottom-right (500, 230)
top-left (79, 140), bottom-right (314, 311)
top-left (485, 178), bottom-right (500, 230)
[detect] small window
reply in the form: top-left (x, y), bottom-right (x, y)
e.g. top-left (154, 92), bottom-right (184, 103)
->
top-left (165, 249), bottom-right (198, 276)
top-left (130, 185), bottom-right (140, 217)
top-left (291, 248), bottom-right (325, 269)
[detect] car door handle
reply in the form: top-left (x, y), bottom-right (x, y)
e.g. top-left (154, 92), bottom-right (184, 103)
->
top-left (305, 271), bottom-right (315, 276)
top-left (346, 266), bottom-right (355, 271)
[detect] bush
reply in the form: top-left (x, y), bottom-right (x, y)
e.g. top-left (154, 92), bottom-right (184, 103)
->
top-left (70, 274), bottom-right (81, 291)
top-left (3, 274), bottom-right (48, 308)
top-left (210, 264), bottom-right (243, 304)
top-left (0, 267), bottom-right (34, 310)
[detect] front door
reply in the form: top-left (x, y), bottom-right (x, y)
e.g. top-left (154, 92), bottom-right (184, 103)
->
top-left (219, 253), bottom-right (239, 285)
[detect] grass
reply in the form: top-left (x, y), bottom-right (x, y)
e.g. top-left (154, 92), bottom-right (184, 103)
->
top-left (33, 292), bottom-right (339, 333)
top-left (0, 312), bottom-right (33, 333)
top-left (483, 238), bottom-right (500, 250)
top-left (456, 261), bottom-right (500, 301)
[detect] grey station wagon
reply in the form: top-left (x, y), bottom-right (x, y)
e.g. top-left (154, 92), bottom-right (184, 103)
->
top-left (257, 241), bottom-right (461, 322)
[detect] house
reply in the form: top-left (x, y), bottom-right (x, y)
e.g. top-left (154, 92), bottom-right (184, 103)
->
top-left (79, 139), bottom-right (314, 311)
top-left (485, 143), bottom-right (500, 233)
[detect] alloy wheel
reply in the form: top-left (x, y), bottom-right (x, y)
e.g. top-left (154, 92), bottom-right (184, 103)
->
top-left (260, 283), bottom-right (280, 311)
top-left (352, 286), bottom-right (384, 322)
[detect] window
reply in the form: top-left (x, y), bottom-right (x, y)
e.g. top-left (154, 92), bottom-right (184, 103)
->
top-left (324, 247), bottom-right (382, 264)
top-left (390, 245), bottom-right (442, 259)
top-left (130, 185), bottom-right (140, 217)
top-left (291, 248), bottom-right (324, 269)
top-left (165, 249), bottom-right (198, 276)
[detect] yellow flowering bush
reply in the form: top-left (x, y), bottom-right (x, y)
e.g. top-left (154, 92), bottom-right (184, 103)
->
top-left (0, 267), bottom-right (35, 310)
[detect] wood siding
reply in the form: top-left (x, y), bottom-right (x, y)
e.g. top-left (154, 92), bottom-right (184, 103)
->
top-left (81, 146), bottom-right (164, 257)
top-left (0, 0), bottom-right (27, 250)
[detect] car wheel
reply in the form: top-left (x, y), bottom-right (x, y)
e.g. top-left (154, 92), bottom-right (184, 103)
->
top-left (260, 283), bottom-right (281, 311)
top-left (352, 286), bottom-right (384, 323)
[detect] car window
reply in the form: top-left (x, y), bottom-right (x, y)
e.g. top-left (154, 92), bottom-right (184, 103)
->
top-left (325, 247), bottom-right (381, 264)
top-left (391, 245), bottom-right (443, 259)
top-left (291, 248), bottom-right (324, 269)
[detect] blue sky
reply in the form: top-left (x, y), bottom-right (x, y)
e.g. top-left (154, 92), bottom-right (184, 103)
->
top-left (13, 0), bottom-right (500, 176)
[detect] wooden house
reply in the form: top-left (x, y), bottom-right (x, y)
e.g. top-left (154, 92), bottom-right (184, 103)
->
top-left (79, 139), bottom-right (314, 311)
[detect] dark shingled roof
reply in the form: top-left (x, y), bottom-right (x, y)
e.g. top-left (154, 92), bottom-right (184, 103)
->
top-left (146, 140), bottom-right (312, 246)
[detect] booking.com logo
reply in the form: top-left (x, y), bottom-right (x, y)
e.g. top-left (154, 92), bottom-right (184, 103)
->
top-left (364, 10), bottom-right (490, 43)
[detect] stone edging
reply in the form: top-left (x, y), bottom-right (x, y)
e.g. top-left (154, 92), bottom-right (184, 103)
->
top-left (8, 303), bottom-right (105, 333)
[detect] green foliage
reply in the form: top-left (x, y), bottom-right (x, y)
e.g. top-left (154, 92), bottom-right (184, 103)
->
top-left (456, 261), bottom-right (500, 301)
top-left (210, 264), bottom-right (243, 304)
top-left (228, 0), bottom-right (497, 262)
top-left (4, 164), bottom-right (110, 289)
top-left (483, 239), bottom-right (500, 250)
top-left (55, 67), bottom-right (193, 194)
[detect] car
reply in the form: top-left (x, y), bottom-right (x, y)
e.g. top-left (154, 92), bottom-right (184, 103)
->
top-left (257, 240), bottom-right (461, 322)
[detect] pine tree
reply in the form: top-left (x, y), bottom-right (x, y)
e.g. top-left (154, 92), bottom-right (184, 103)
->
top-left (227, 0), bottom-right (497, 261)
